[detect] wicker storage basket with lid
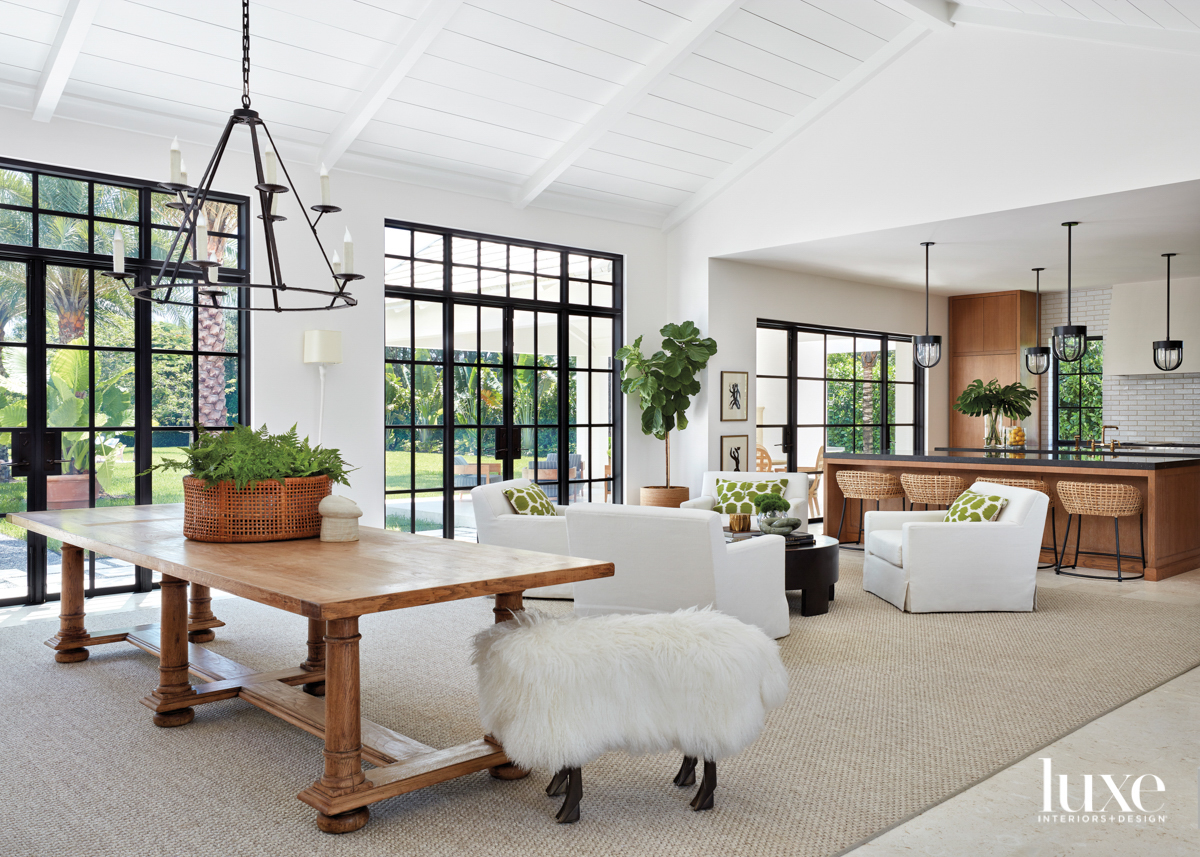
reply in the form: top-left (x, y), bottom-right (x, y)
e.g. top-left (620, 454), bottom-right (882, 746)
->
top-left (182, 475), bottom-right (331, 543)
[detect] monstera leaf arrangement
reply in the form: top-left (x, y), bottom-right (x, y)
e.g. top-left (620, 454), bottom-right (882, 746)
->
top-left (0, 344), bottom-right (132, 492)
top-left (616, 321), bottom-right (717, 489)
top-left (953, 378), bottom-right (1038, 448)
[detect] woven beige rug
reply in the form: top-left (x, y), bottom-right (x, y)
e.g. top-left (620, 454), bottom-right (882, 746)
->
top-left (4, 555), bottom-right (1200, 857)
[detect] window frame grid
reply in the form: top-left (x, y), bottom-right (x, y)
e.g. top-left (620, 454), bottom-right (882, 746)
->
top-left (1052, 335), bottom-right (1104, 450)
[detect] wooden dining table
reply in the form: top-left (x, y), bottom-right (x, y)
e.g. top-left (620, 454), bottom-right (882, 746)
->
top-left (10, 504), bottom-right (614, 834)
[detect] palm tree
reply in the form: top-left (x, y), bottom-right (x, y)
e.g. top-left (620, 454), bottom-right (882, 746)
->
top-left (197, 202), bottom-right (238, 427)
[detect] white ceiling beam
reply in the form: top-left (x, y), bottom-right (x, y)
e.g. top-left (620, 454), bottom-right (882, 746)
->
top-left (951, 6), bottom-right (1200, 55)
top-left (513, 0), bottom-right (748, 210)
top-left (663, 24), bottom-right (930, 232)
top-left (32, 0), bottom-right (102, 123)
top-left (873, 0), bottom-right (953, 31)
top-left (319, 0), bottom-right (464, 170)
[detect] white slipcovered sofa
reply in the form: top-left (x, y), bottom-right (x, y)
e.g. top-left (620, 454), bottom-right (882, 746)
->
top-left (862, 481), bottom-right (1049, 613)
top-left (681, 471), bottom-right (810, 532)
top-left (470, 478), bottom-right (573, 599)
top-left (566, 504), bottom-right (790, 639)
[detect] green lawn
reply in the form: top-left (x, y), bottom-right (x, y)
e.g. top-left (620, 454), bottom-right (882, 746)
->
top-left (385, 451), bottom-right (533, 491)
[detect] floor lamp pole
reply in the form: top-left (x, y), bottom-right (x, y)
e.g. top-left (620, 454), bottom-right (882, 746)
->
top-left (317, 363), bottom-right (327, 446)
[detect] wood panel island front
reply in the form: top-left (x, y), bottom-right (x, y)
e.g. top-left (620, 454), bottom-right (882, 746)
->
top-left (824, 451), bottom-right (1200, 581)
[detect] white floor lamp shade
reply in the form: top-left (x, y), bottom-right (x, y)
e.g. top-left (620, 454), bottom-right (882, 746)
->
top-left (304, 330), bottom-right (343, 444)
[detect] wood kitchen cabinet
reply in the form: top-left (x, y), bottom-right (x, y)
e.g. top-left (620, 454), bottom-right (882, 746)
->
top-left (948, 290), bottom-right (1038, 449)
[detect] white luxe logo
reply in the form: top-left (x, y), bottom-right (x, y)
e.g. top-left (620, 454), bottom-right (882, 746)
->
top-left (1040, 758), bottom-right (1166, 821)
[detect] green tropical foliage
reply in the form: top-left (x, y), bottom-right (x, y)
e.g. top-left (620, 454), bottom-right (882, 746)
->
top-left (143, 424), bottom-right (353, 489)
top-left (953, 378), bottom-right (1038, 421)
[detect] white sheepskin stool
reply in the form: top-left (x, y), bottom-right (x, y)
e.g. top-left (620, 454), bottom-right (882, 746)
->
top-left (472, 607), bottom-right (788, 823)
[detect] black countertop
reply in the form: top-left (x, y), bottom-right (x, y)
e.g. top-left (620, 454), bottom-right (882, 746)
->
top-left (824, 450), bottom-right (1200, 471)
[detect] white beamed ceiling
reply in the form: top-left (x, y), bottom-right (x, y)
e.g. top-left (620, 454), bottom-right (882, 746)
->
top-left (0, 0), bottom-right (920, 227)
top-left (955, 0), bottom-right (1200, 31)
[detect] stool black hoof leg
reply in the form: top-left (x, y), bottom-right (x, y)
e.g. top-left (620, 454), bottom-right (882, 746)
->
top-left (690, 760), bottom-right (716, 811)
top-left (556, 767), bottom-right (582, 824)
top-left (546, 768), bottom-right (569, 797)
top-left (674, 755), bottom-right (697, 787)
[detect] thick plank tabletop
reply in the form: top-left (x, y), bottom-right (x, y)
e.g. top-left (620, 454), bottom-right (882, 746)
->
top-left (8, 504), bottom-right (614, 620)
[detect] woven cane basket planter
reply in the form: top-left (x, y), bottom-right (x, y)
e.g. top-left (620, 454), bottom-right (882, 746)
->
top-left (182, 475), bottom-right (332, 543)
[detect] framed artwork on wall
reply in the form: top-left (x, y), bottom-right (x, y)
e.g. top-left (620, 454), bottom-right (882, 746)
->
top-left (720, 435), bottom-right (750, 473)
top-left (721, 371), bottom-right (749, 421)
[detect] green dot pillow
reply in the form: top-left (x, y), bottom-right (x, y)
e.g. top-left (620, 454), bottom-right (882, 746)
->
top-left (503, 483), bottom-right (557, 516)
top-left (713, 478), bottom-right (788, 515)
top-left (944, 489), bottom-right (1009, 523)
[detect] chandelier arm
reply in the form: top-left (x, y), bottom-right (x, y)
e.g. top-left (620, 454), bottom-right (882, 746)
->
top-left (247, 121), bottom-right (285, 300)
top-left (260, 121), bottom-right (342, 285)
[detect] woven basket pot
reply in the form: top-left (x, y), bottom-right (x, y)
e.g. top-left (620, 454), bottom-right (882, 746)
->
top-left (182, 475), bottom-right (332, 543)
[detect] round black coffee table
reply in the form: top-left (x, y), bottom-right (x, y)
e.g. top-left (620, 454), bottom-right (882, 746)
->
top-left (784, 535), bottom-right (840, 616)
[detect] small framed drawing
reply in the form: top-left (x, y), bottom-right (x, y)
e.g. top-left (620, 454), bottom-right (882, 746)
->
top-left (721, 371), bottom-right (749, 421)
top-left (720, 435), bottom-right (750, 473)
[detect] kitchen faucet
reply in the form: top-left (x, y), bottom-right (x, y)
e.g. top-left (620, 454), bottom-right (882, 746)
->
top-left (1101, 425), bottom-right (1120, 451)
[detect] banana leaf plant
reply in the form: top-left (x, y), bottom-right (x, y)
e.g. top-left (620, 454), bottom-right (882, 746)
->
top-left (616, 321), bottom-right (717, 488)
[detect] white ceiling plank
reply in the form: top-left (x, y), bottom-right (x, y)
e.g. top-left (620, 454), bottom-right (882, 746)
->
top-left (319, 0), bottom-right (465, 169)
top-left (549, 176), bottom-right (676, 213)
top-left (872, 0), bottom-right (954, 29)
top-left (0, 34), bottom-right (52, 73)
top-left (696, 33), bottom-right (839, 99)
top-left (651, 75), bottom-right (789, 131)
top-left (388, 77), bottom-right (579, 142)
top-left (356, 120), bottom-right (546, 172)
top-left (349, 134), bottom-right (531, 183)
top-left (464, 0), bottom-right (669, 62)
top-left (592, 130), bottom-right (731, 178)
top-left (251, 0), bottom-right (419, 38)
top-left (672, 53), bottom-right (816, 115)
top-left (0, 0), bottom-right (64, 43)
top-left (663, 22), bottom-right (930, 231)
top-left (630, 94), bottom-right (770, 146)
top-left (408, 54), bottom-right (596, 124)
top-left (0, 62), bottom-right (41, 89)
top-left (371, 100), bottom-right (563, 158)
top-left (1061, 0), bottom-right (1126, 25)
top-left (951, 5), bottom-right (1200, 51)
top-left (550, 0), bottom-right (694, 38)
top-left (742, 0), bottom-right (889, 61)
top-left (611, 113), bottom-right (749, 162)
top-left (719, 9), bottom-right (864, 77)
top-left (32, 0), bottom-right (102, 122)
top-left (558, 164), bottom-right (692, 206)
top-left (573, 148), bottom-right (712, 191)
top-left (798, 0), bottom-right (911, 40)
top-left (513, 0), bottom-right (748, 209)
top-left (1124, 0), bottom-right (1197, 28)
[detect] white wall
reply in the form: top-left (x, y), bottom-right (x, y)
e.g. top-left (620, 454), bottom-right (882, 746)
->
top-left (1106, 277), bottom-right (1200, 376)
top-left (0, 105), bottom-right (669, 523)
top-left (695, 260), bottom-right (948, 490)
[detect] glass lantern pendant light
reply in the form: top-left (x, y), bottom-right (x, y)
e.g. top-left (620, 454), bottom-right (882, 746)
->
top-left (1153, 252), bottom-right (1184, 371)
top-left (913, 241), bottom-right (942, 368)
top-left (1024, 267), bottom-right (1050, 375)
top-left (1052, 221), bottom-right (1088, 363)
top-left (105, 0), bottom-right (358, 312)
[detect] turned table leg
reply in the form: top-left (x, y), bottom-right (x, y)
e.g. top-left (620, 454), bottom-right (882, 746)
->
top-left (489, 591), bottom-right (530, 781)
top-left (49, 544), bottom-right (89, 663)
top-left (187, 583), bottom-right (223, 644)
top-left (301, 617), bottom-right (327, 696)
top-left (143, 575), bottom-right (197, 727)
top-left (312, 616), bottom-right (369, 834)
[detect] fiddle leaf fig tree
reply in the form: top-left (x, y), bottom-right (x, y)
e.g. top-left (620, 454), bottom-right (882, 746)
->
top-left (616, 321), bottom-right (718, 488)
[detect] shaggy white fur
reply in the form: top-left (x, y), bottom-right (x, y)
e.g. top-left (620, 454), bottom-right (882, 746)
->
top-left (472, 608), bottom-right (789, 773)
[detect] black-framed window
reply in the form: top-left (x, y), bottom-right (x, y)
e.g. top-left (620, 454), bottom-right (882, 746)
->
top-left (756, 321), bottom-right (924, 519)
top-left (384, 221), bottom-right (621, 540)
top-left (1053, 336), bottom-right (1103, 449)
top-left (0, 158), bottom-right (249, 607)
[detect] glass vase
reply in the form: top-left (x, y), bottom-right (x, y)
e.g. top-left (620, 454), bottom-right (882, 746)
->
top-left (757, 510), bottom-right (785, 532)
top-left (984, 412), bottom-right (1004, 451)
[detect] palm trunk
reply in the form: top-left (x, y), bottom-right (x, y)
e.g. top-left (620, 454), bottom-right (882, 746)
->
top-left (198, 307), bottom-right (228, 427)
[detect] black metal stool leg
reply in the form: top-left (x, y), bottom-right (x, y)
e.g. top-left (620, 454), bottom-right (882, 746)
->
top-left (836, 497), bottom-right (847, 543)
top-left (1073, 516), bottom-right (1082, 569)
top-left (1114, 516), bottom-right (1122, 582)
top-left (857, 499), bottom-right (864, 545)
top-left (1057, 514), bottom-right (1071, 573)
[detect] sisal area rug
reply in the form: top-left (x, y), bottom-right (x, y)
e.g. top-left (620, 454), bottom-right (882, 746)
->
top-left (3, 555), bottom-right (1200, 857)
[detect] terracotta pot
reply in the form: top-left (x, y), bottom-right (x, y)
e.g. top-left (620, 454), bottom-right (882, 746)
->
top-left (47, 473), bottom-right (90, 510)
top-left (640, 486), bottom-right (690, 508)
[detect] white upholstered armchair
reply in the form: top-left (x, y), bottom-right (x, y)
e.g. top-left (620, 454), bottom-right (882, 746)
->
top-left (681, 471), bottom-right (810, 532)
top-left (862, 482), bottom-right (1049, 613)
top-left (565, 504), bottom-right (790, 639)
top-left (470, 478), bottom-right (573, 599)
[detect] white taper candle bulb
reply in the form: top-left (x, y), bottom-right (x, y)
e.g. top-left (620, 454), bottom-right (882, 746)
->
top-left (179, 157), bottom-right (188, 188)
top-left (196, 211), bottom-right (208, 261)
top-left (331, 250), bottom-right (341, 275)
top-left (343, 228), bottom-right (354, 275)
top-left (320, 163), bottom-right (331, 206)
top-left (112, 228), bottom-right (125, 274)
top-left (170, 137), bottom-right (181, 184)
top-left (264, 147), bottom-right (277, 185)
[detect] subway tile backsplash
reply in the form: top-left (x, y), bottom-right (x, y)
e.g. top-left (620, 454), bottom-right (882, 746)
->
top-left (1037, 287), bottom-right (1200, 444)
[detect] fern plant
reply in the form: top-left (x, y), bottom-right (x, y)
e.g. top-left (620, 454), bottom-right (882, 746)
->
top-left (142, 424), bottom-right (354, 489)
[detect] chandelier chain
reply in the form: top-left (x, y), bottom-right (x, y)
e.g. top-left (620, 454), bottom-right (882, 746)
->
top-left (241, 0), bottom-right (252, 109)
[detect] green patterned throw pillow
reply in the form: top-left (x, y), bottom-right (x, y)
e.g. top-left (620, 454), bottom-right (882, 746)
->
top-left (503, 483), bottom-right (557, 516)
top-left (713, 478), bottom-right (788, 515)
top-left (944, 489), bottom-right (1008, 523)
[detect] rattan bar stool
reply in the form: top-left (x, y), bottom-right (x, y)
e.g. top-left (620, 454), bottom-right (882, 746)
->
top-left (1055, 481), bottom-right (1145, 581)
top-left (900, 473), bottom-right (965, 511)
top-left (975, 477), bottom-right (1058, 570)
top-left (835, 470), bottom-right (905, 551)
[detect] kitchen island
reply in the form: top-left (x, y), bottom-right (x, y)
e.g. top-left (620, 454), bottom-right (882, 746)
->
top-left (824, 450), bottom-right (1200, 581)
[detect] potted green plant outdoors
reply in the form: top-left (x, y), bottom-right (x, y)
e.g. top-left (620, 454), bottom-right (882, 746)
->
top-left (616, 321), bottom-right (718, 507)
top-left (144, 424), bottom-right (353, 542)
top-left (953, 378), bottom-right (1038, 452)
